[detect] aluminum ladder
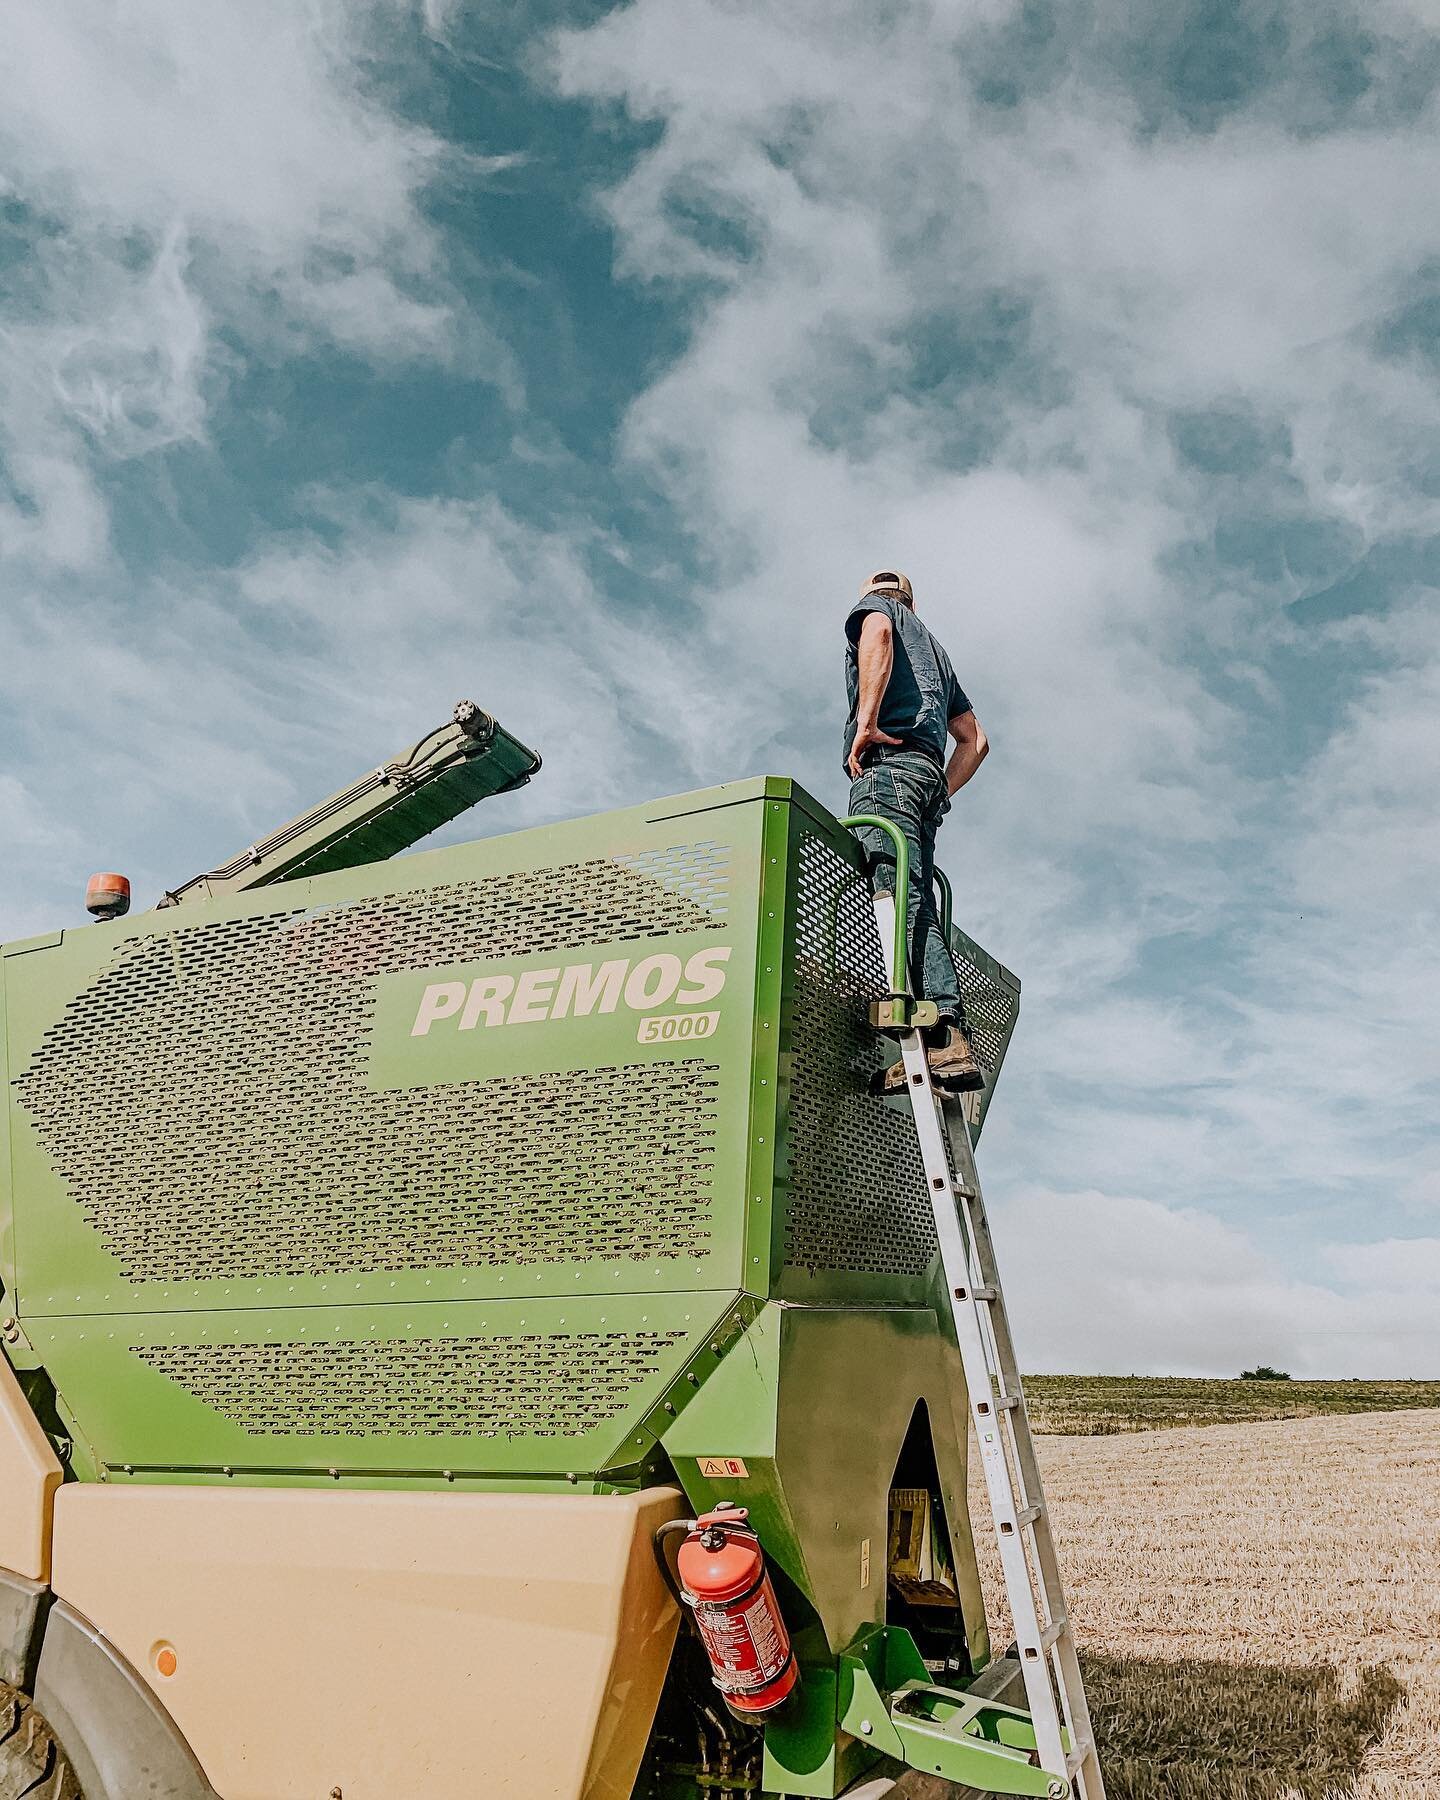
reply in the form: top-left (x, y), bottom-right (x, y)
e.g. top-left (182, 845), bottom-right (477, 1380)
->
top-left (841, 812), bottom-right (1105, 1800)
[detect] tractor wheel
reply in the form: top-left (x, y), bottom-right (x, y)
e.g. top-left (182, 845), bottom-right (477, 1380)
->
top-left (0, 1681), bottom-right (82, 1799)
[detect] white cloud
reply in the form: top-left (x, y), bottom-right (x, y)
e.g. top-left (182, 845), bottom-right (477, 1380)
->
top-left (1232, 604), bottom-right (1440, 1177)
top-left (40, 224), bottom-right (209, 458)
top-left (0, 488), bottom-right (732, 923)
top-left (0, 0), bottom-right (482, 579)
top-left (549, 0), bottom-right (1440, 1363)
top-left (1322, 1235), bottom-right (1440, 1293)
top-left (231, 491), bottom-right (724, 822)
top-left (0, 773), bottom-right (82, 943)
top-left (1000, 1185), bottom-right (1440, 1378)
top-left (0, 1), bottom-right (449, 345)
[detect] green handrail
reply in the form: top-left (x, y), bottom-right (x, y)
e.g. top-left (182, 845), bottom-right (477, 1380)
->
top-left (839, 814), bottom-right (910, 995)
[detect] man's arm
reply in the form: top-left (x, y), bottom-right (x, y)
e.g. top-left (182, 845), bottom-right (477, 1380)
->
top-left (846, 612), bottom-right (903, 778)
top-left (945, 710), bottom-right (989, 795)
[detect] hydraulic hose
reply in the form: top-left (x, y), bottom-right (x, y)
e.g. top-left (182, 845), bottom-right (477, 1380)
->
top-left (653, 1517), bottom-right (696, 1616)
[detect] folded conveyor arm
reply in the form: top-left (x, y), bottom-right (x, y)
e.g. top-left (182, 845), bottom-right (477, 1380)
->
top-left (157, 701), bottom-right (540, 908)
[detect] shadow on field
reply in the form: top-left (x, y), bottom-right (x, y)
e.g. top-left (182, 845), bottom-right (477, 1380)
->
top-left (1082, 1652), bottom-right (1405, 1800)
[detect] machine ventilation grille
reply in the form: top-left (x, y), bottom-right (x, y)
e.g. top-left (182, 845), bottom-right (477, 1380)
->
top-left (132, 1330), bottom-right (687, 1439)
top-left (782, 832), bottom-right (937, 1278)
top-left (14, 853), bottom-right (727, 1283)
top-left (949, 945), bottom-right (1017, 1076)
top-left (614, 842), bottom-right (730, 916)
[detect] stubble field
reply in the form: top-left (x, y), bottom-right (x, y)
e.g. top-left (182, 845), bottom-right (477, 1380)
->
top-left (1021, 1375), bottom-right (1440, 1436)
top-left (971, 1408), bottom-right (1440, 1798)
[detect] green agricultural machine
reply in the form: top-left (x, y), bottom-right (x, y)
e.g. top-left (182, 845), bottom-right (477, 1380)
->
top-left (0, 702), bottom-right (1095, 1800)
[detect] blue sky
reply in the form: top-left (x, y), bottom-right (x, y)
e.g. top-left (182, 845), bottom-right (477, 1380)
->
top-left (2, 0), bottom-right (1437, 1376)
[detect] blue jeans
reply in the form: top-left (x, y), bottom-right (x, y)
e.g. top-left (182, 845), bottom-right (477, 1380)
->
top-left (848, 750), bottom-right (963, 1024)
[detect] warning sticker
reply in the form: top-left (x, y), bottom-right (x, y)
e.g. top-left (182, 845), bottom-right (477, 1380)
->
top-left (697, 1456), bottom-right (749, 1478)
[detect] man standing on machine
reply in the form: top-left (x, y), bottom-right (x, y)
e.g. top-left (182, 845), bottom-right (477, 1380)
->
top-left (844, 569), bottom-right (989, 1092)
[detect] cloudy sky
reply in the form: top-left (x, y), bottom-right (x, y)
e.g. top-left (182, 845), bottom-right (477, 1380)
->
top-left (2, 0), bottom-right (1436, 1377)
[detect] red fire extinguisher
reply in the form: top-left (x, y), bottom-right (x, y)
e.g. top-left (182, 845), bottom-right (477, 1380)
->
top-left (667, 1504), bottom-right (798, 1714)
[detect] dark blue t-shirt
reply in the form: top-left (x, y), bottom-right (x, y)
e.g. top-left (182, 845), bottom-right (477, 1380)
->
top-left (843, 594), bottom-right (971, 771)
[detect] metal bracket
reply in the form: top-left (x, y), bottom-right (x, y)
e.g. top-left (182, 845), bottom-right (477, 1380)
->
top-left (837, 1628), bottom-right (1069, 1799)
top-left (868, 996), bottom-right (940, 1034)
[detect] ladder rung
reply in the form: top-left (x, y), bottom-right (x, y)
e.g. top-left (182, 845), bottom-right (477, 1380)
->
top-left (1020, 1616), bottom-right (1068, 1659)
top-left (1066, 1737), bottom-right (1094, 1775)
top-left (995, 1392), bottom-right (1021, 1410)
top-left (970, 1284), bottom-right (998, 1302)
top-left (1002, 1504), bottom-right (1043, 1533)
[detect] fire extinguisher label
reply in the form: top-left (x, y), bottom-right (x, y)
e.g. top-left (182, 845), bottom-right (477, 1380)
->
top-left (694, 1604), bottom-right (751, 1687)
top-left (741, 1593), bottom-right (785, 1677)
top-left (693, 1581), bottom-right (788, 1692)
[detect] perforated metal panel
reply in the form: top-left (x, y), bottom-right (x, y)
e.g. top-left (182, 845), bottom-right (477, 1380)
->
top-left (132, 1330), bottom-right (688, 1440)
top-left (14, 852), bottom-right (727, 1286)
top-left (781, 831), bottom-right (937, 1281)
top-left (614, 842), bottom-right (730, 915)
top-left (776, 822), bottom-right (1021, 1292)
top-left (948, 933), bottom-right (1019, 1077)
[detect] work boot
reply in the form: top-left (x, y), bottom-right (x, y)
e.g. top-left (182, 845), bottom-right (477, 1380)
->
top-left (872, 1024), bottom-right (985, 1095)
top-left (874, 1053), bottom-right (913, 1096)
top-left (926, 1025), bottom-right (985, 1092)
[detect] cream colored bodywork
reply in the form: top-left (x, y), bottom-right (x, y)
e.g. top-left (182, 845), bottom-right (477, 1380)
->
top-left (50, 1483), bottom-right (684, 1800)
top-left (0, 1355), bottom-right (62, 1580)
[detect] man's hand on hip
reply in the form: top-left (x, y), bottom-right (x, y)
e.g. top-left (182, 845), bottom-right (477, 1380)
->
top-left (847, 722), bottom-right (903, 780)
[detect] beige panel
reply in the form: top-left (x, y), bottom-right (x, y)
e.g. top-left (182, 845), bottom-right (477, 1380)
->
top-left (52, 1483), bottom-right (684, 1800)
top-left (0, 1355), bottom-right (62, 1580)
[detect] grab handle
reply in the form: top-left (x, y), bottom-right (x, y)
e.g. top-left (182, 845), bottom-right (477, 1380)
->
top-left (839, 814), bottom-right (910, 996)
